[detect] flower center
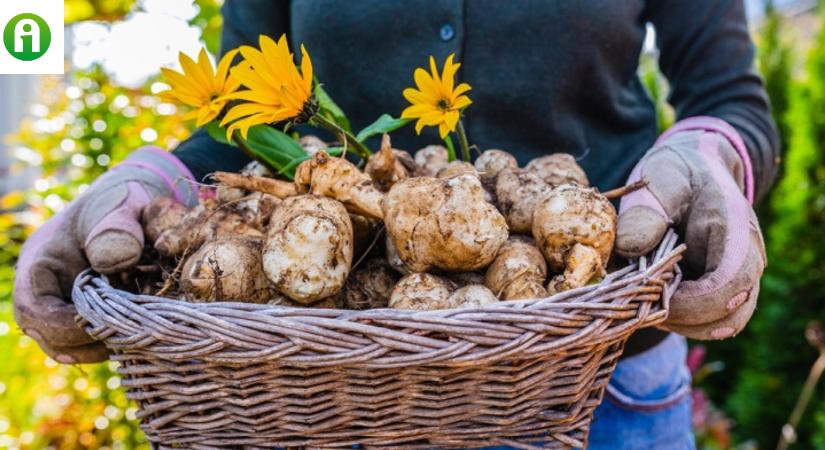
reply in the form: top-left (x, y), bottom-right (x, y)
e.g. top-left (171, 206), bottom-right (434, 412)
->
top-left (437, 98), bottom-right (451, 111)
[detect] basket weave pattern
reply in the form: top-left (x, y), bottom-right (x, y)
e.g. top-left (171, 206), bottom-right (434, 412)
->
top-left (74, 231), bottom-right (684, 449)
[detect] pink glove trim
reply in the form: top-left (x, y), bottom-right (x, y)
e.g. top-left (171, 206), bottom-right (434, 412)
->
top-left (657, 116), bottom-right (755, 204)
top-left (137, 146), bottom-right (196, 184)
top-left (115, 160), bottom-right (186, 204)
top-left (676, 133), bottom-right (750, 299)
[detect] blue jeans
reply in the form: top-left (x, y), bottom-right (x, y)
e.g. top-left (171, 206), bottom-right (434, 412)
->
top-left (484, 333), bottom-right (694, 450)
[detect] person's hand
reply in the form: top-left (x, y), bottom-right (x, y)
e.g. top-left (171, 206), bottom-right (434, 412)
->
top-left (615, 117), bottom-right (766, 340)
top-left (13, 148), bottom-right (197, 363)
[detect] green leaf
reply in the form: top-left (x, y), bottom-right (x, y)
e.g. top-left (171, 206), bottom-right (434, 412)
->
top-left (315, 85), bottom-right (352, 133)
top-left (205, 121), bottom-right (232, 146)
top-left (356, 115), bottom-right (410, 142)
top-left (239, 125), bottom-right (308, 179)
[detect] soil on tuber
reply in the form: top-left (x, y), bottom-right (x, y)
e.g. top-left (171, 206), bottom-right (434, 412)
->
top-left (447, 284), bottom-right (499, 308)
top-left (414, 145), bottom-right (449, 177)
top-left (485, 236), bottom-right (548, 300)
top-left (494, 168), bottom-right (553, 234)
top-left (179, 236), bottom-right (271, 303)
top-left (344, 258), bottom-right (400, 310)
top-left (532, 183), bottom-right (616, 292)
top-left (389, 273), bottom-right (455, 311)
top-left (383, 174), bottom-right (509, 273)
top-left (263, 195), bottom-right (354, 304)
top-left (525, 154), bottom-right (589, 187)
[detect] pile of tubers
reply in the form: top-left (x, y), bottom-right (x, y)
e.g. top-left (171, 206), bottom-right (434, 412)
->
top-left (139, 135), bottom-right (619, 311)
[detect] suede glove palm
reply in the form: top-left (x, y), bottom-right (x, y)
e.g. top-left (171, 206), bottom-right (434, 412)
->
top-left (13, 148), bottom-right (197, 363)
top-left (616, 117), bottom-right (766, 340)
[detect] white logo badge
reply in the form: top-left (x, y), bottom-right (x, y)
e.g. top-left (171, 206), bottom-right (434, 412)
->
top-left (0, 0), bottom-right (64, 74)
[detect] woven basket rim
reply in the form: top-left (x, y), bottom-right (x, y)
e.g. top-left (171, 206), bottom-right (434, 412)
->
top-left (76, 230), bottom-right (684, 320)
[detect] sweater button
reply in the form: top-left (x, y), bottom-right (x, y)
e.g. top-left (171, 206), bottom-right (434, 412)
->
top-left (439, 24), bottom-right (455, 42)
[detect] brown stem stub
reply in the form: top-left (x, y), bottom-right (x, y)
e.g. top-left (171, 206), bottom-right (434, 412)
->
top-left (602, 179), bottom-right (649, 200)
top-left (212, 171), bottom-right (297, 198)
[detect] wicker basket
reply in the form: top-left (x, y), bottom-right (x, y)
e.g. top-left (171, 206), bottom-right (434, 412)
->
top-left (73, 230), bottom-right (684, 449)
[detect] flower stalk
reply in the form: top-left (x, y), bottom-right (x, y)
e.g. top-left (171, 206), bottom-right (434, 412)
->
top-left (456, 119), bottom-right (471, 162)
top-left (309, 113), bottom-right (372, 159)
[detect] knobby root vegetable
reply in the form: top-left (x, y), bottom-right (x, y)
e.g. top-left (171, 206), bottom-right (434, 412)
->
top-left (385, 234), bottom-right (409, 275)
top-left (243, 160), bottom-right (275, 178)
top-left (231, 193), bottom-right (281, 231)
top-left (525, 153), bottom-right (589, 187)
top-left (389, 273), bottom-right (454, 310)
top-left (383, 174), bottom-right (509, 272)
top-left (485, 236), bottom-right (548, 300)
top-left (295, 151), bottom-right (384, 220)
top-left (216, 185), bottom-right (246, 203)
top-left (142, 197), bottom-right (187, 244)
top-left (495, 168), bottom-right (552, 234)
top-left (299, 135), bottom-right (328, 155)
top-left (414, 145), bottom-right (449, 177)
top-left (365, 134), bottom-right (418, 191)
top-left (532, 184), bottom-right (616, 292)
top-left (447, 285), bottom-right (499, 308)
top-left (180, 236), bottom-right (270, 303)
top-left (475, 149), bottom-right (518, 188)
top-left (437, 161), bottom-right (477, 179)
top-left (546, 243), bottom-right (604, 295)
top-left (344, 258), bottom-right (399, 310)
top-left (216, 161), bottom-right (273, 203)
top-left (263, 195), bottom-right (353, 304)
top-left (154, 203), bottom-right (262, 257)
top-left (212, 171), bottom-right (297, 198)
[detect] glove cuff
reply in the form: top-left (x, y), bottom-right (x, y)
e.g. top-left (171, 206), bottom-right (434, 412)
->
top-left (111, 147), bottom-right (198, 206)
top-left (657, 116), bottom-right (754, 204)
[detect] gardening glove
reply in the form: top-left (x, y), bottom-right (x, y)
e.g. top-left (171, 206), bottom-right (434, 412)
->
top-left (13, 147), bottom-right (198, 364)
top-left (615, 117), bottom-right (766, 341)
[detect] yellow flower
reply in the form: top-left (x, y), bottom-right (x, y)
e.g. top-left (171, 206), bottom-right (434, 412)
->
top-left (401, 54), bottom-right (472, 138)
top-left (221, 34), bottom-right (314, 140)
top-left (161, 48), bottom-right (240, 127)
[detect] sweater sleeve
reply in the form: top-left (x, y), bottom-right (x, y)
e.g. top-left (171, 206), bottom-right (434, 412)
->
top-left (646, 0), bottom-right (780, 201)
top-left (172, 0), bottom-right (289, 182)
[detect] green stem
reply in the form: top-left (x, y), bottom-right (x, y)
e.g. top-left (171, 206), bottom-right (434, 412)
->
top-left (233, 135), bottom-right (273, 170)
top-left (311, 114), bottom-right (372, 159)
top-left (456, 119), bottom-right (471, 162)
top-left (443, 135), bottom-right (457, 162)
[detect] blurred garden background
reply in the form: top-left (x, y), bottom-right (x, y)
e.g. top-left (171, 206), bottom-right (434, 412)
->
top-left (0, 0), bottom-right (824, 448)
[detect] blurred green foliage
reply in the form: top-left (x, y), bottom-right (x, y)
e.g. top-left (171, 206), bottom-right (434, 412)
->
top-left (0, 1), bottom-right (221, 448)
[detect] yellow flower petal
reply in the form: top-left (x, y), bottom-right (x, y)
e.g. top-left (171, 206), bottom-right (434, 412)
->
top-left (400, 54), bottom-right (472, 137)
top-left (438, 122), bottom-right (451, 139)
top-left (222, 33), bottom-right (314, 127)
top-left (452, 95), bottom-right (472, 110)
top-left (162, 47), bottom-right (240, 127)
top-left (215, 48), bottom-right (239, 90)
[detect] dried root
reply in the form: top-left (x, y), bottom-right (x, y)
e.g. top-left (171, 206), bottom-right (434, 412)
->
top-left (365, 134), bottom-right (417, 191)
top-left (295, 151), bottom-right (385, 220)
